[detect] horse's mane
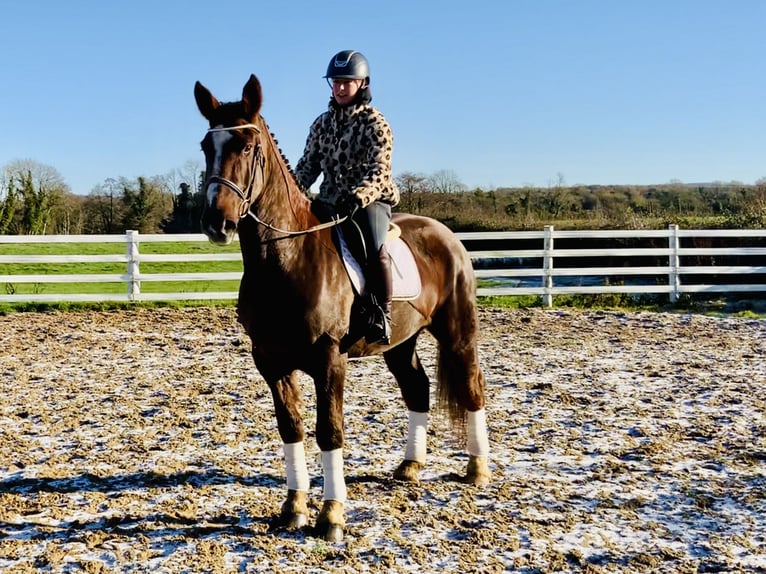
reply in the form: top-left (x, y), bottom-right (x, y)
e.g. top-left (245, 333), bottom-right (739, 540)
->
top-left (267, 128), bottom-right (311, 197)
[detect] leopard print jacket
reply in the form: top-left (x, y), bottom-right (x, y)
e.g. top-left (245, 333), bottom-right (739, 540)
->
top-left (294, 99), bottom-right (400, 209)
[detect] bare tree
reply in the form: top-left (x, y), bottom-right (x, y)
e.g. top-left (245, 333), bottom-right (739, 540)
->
top-left (156, 160), bottom-right (202, 200)
top-left (428, 169), bottom-right (466, 194)
top-left (395, 171), bottom-right (430, 212)
top-left (539, 172), bottom-right (576, 218)
top-left (50, 192), bottom-right (86, 235)
top-left (85, 178), bottom-right (126, 234)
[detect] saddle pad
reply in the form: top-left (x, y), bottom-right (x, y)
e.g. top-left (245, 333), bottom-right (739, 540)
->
top-left (338, 234), bottom-right (422, 301)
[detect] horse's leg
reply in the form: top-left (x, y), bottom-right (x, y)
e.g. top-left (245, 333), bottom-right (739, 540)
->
top-left (383, 335), bottom-right (430, 482)
top-left (310, 343), bottom-right (347, 542)
top-left (268, 371), bottom-right (310, 528)
top-left (430, 298), bottom-right (492, 485)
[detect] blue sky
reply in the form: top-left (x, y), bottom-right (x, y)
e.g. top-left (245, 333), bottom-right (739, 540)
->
top-left (1, 0), bottom-right (763, 195)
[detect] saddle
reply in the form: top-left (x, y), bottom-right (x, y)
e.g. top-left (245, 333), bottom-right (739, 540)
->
top-left (334, 221), bottom-right (421, 301)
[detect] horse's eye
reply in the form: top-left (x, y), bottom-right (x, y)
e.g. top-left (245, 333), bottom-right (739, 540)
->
top-left (243, 143), bottom-right (253, 154)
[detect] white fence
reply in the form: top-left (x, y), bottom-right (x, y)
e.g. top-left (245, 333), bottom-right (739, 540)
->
top-left (1, 225), bottom-right (764, 306)
top-left (459, 225), bottom-right (766, 306)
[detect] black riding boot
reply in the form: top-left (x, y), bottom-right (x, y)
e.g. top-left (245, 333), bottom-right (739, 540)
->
top-left (366, 245), bottom-right (393, 345)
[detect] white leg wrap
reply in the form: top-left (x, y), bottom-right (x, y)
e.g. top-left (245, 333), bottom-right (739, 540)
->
top-left (467, 409), bottom-right (490, 457)
top-left (321, 449), bottom-right (346, 503)
top-left (283, 442), bottom-right (310, 492)
top-left (404, 410), bottom-right (428, 463)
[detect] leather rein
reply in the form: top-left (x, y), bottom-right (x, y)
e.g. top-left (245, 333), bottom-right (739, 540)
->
top-left (204, 123), bottom-right (348, 239)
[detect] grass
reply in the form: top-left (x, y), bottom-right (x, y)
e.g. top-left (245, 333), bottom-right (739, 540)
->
top-left (0, 299), bottom-right (237, 315)
top-left (476, 288), bottom-right (663, 312)
top-left (1, 240), bottom-right (242, 298)
top-left (476, 292), bottom-right (766, 317)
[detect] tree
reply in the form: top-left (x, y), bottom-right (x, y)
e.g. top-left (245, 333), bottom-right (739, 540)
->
top-left (165, 160), bottom-right (203, 197)
top-left (51, 192), bottom-right (86, 235)
top-left (121, 176), bottom-right (174, 233)
top-left (0, 182), bottom-right (18, 234)
top-left (18, 169), bottom-right (48, 234)
top-left (158, 162), bottom-right (206, 233)
top-left (1, 160), bottom-right (69, 234)
top-left (428, 169), bottom-right (466, 194)
top-left (395, 171), bottom-right (430, 213)
top-left (162, 181), bottom-right (206, 233)
top-left (538, 172), bottom-right (578, 218)
top-left (85, 178), bottom-right (127, 234)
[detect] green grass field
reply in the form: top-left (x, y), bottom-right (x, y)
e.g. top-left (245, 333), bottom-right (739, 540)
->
top-left (0, 240), bottom-right (243, 297)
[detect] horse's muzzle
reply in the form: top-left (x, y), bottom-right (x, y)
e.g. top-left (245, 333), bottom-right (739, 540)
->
top-left (202, 212), bottom-right (238, 245)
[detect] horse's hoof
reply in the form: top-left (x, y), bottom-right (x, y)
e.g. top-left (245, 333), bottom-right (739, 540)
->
top-left (464, 455), bottom-right (491, 485)
top-left (322, 524), bottom-right (344, 543)
top-left (315, 500), bottom-right (345, 542)
top-left (279, 490), bottom-right (309, 529)
top-left (280, 511), bottom-right (309, 529)
top-left (393, 460), bottom-right (423, 483)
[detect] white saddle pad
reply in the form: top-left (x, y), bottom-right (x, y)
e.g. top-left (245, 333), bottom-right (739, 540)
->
top-left (338, 234), bottom-right (422, 301)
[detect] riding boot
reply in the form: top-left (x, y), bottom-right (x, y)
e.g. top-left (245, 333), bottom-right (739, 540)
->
top-left (366, 245), bottom-right (393, 345)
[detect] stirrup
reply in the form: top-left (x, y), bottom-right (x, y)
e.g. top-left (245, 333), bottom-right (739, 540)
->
top-left (366, 309), bottom-right (391, 345)
top-left (366, 326), bottom-right (390, 345)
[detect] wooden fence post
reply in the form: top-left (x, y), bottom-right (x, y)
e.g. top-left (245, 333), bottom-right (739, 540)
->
top-left (543, 225), bottom-right (554, 307)
top-left (668, 224), bottom-right (680, 303)
top-left (126, 230), bottom-right (140, 301)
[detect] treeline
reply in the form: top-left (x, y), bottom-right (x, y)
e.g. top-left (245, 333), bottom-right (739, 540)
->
top-left (0, 159), bottom-right (202, 235)
top-left (395, 171), bottom-right (766, 231)
top-left (1, 159), bottom-right (764, 235)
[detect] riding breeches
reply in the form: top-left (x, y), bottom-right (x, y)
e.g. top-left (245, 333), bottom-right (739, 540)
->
top-left (352, 201), bottom-right (391, 260)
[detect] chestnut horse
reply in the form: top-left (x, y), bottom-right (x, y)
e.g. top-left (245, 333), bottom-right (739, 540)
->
top-left (194, 74), bottom-right (490, 541)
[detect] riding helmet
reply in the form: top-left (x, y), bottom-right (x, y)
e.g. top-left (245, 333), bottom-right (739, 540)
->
top-left (324, 50), bottom-right (370, 84)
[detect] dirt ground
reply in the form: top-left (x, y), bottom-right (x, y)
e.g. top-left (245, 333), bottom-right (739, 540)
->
top-left (1, 306), bottom-right (764, 573)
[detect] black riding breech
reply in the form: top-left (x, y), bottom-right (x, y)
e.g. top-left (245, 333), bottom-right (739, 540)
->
top-left (352, 201), bottom-right (391, 259)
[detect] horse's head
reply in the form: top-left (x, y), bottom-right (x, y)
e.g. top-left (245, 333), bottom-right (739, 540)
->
top-left (194, 75), bottom-right (266, 245)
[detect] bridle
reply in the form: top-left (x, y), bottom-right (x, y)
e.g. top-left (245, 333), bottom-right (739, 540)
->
top-left (204, 123), bottom-right (349, 239)
top-left (204, 123), bottom-right (265, 220)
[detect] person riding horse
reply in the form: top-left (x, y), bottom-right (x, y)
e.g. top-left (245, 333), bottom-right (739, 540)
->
top-left (195, 71), bottom-right (490, 541)
top-left (294, 50), bottom-right (399, 345)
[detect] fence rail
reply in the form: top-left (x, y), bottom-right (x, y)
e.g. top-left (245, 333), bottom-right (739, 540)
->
top-left (1, 225), bottom-right (764, 306)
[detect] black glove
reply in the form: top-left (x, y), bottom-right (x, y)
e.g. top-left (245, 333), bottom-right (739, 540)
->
top-left (338, 194), bottom-right (361, 218)
top-left (310, 199), bottom-right (334, 222)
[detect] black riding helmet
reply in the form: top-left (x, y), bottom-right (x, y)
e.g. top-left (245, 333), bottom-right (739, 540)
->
top-left (324, 50), bottom-right (370, 85)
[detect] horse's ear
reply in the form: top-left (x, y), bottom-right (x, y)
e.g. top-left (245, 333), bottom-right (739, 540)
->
top-left (242, 74), bottom-right (263, 120)
top-left (194, 81), bottom-right (220, 121)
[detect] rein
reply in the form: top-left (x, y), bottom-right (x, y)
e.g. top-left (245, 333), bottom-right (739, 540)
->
top-left (204, 123), bottom-right (348, 239)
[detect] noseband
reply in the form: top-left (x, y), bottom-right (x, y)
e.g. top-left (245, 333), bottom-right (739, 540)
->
top-left (203, 122), bottom-right (350, 239)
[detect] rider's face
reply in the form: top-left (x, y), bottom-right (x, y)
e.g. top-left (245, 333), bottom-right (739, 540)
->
top-left (331, 78), bottom-right (364, 106)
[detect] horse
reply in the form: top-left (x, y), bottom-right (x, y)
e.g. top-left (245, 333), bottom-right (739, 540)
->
top-left (194, 74), bottom-right (491, 542)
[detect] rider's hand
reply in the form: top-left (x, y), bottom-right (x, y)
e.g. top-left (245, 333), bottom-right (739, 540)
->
top-left (339, 194), bottom-right (361, 218)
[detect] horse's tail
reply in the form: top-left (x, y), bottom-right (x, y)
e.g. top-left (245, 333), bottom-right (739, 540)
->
top-left (436, 348), bottom-right (468, 433)
top-left (421, 216), bottom-right (485, 437)
top-left (435, 330), bottom-right (485, 438)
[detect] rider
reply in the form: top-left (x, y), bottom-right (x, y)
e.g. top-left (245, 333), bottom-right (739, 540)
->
top-left (295, 50), bottom-right (400, 345)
